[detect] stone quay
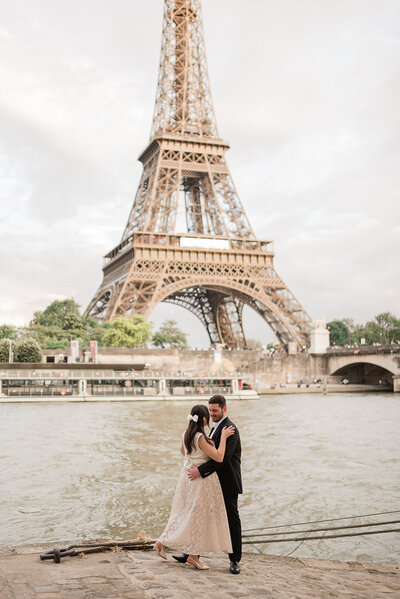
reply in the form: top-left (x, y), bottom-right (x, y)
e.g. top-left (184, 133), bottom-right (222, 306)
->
top-left (0, 542), bottom-right (399, 599)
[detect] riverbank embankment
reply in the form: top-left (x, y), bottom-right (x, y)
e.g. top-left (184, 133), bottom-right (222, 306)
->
top-left (260, 383), bottom-right (385, 394)
top-left (1, 542), bottom-right (399, 599)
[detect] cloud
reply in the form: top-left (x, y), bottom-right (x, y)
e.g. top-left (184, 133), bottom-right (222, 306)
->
top-left (0, 0), bottom-right (399, 346)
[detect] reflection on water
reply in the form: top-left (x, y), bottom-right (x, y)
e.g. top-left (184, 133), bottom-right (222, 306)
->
top-left (0, 393), bottom-right (399, 562)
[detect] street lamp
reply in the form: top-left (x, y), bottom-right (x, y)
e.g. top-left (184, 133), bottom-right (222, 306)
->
top-left (8, 339), bottom-right (13, 363)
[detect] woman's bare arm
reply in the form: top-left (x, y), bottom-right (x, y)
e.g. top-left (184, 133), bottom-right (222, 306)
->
top-left (198, 426), bottom-right (234, 462)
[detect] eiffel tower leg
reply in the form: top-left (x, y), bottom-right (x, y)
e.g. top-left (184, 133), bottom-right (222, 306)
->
top-left (165, 288), bottom-right (218, 345)
top-left (85, 280), bottom-right (127, 321)
top-left (85, 263), bottom-right (161, 322)
top-left (212, 295), bottom-right (246, 349)
top-left (163, 288), bottom-right (245, 349)
top-left (85, 289), bottom-right (110, 320)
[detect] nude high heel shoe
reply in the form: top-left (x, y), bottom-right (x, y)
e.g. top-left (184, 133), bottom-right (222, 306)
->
top-left (154, 540), bottom-right (167, 560)
top-left (186, 556), bottom-right (209, 570)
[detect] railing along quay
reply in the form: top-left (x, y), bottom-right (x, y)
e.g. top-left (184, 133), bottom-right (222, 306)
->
top-left (327, 344), bottom-right (400, 356)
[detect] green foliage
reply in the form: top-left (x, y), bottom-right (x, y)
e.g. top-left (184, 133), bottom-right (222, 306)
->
top-left (0, 325), bottom-right (16, 340)
top-left (153, 320), bottom-right (188, 349)
top-left (31, 299), bottom-right (85, 331)
top-left (102, 315), bottom-right (152, 347)
top-left (27, 299), bottom-right (107, 349)
top-left (28, 325), bottom-right (72, 349)
top-left (374, 312), bottom-right (400, 343)
top-left (357, 312), bottom-right (400, 345)
top-left (0, 299), bottom-right (110, 352)
top-left (13, 337), bottom-right (42, 363)
top-left (84, 318), bottom-right (106, 343)
top-left (327, 320), bottom-right (349, 346)
top-left (28, 299), bottom-right (84, 349)
top-left (329, 313), bottom-right (400, 346)
top-left (0, 339), bottom-right (12, 362)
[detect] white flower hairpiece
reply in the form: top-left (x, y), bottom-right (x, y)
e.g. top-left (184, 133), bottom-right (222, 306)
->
top-left (187, 414), bottom-right (199, 422)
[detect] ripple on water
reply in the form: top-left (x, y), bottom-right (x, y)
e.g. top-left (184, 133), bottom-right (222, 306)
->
top-left (0, 393), bottom-right (399, 561)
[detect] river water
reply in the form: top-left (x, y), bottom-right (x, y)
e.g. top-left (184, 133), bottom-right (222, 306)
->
top-left (1, 393), bottom-right (399, 562)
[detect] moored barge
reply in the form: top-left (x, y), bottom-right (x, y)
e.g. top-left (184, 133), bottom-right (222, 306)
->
top-left (0, 364), bottom-right (258, 402)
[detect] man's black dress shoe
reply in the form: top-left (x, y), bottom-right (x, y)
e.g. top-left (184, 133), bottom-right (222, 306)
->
top-left (172, 554), bottom-right (188, 563)
top-left (230, 561), bottom-right (240, 574)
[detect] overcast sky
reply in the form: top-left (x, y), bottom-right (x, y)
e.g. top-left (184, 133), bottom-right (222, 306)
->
top-left (0, 0), bottom-right (399, 347)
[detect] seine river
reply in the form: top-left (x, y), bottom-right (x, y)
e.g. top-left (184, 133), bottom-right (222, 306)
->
top-left (1, 392), bottom-right (399, 563)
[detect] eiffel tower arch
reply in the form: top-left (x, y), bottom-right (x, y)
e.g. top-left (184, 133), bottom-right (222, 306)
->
top-left (85, 0), bottom-right (312, 349)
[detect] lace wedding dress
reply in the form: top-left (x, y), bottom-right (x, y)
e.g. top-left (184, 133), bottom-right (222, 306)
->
top-left (158, 432), bottom-right (232, 554)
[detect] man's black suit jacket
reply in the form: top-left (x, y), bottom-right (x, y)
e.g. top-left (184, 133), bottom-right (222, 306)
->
top-left (197, 416), bottom-right (242, 495)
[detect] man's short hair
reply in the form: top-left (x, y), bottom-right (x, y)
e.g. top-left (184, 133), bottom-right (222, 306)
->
top-left (209, 394), bottom-right (226, 409)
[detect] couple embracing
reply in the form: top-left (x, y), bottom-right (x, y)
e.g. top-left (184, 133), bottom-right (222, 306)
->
top-left (154, 394), bottom-right (242, 574)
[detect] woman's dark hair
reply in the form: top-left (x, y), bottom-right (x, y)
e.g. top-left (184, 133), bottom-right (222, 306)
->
top-left (184, 404), bottom-right (213, 454)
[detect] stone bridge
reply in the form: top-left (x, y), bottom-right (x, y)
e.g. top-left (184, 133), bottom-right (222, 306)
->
top-left (326, 345), bottom-right (400, 392)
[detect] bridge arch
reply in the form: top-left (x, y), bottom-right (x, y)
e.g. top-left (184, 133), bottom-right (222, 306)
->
top-left (330, 361), bottom-right (394, 388)
top-left (328, 354), bottom-right (399, 376)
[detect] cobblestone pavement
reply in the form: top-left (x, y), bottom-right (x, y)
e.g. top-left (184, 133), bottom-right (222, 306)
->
top-left (0, 543), bottom-right (399, 599)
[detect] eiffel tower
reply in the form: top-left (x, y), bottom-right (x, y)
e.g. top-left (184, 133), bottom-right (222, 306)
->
top-left (85, 0), bottom-right (312, 349)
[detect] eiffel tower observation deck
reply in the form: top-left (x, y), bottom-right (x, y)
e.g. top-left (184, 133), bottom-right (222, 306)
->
top-left (85, 0), bottom-right (312, 349)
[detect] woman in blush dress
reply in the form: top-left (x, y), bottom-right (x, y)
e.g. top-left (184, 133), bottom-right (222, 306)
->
top-left (154, 404), bottom-right (234, 570)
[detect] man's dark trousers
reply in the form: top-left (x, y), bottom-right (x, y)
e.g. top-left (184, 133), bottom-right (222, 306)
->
top-left (222, 489), bottom-right (241, 563)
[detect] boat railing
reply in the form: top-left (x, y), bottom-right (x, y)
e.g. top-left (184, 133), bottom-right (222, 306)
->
top-left (0, 369), bottom-right (238, 380)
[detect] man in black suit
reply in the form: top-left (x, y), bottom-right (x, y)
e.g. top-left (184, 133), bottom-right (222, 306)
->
top-left (173, 394), bottom-right (242, 574)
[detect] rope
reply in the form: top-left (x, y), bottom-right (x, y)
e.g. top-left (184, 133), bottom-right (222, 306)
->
top-left (244, 519), bottom-right (400, 538)
top-left (284, 532), bottom-right (311, 557)
top-left (242, 509), bottom-right (400, 533)
top-left (242, 528), bottom-right (400, 544)
top-left (242, 535), bottom-right (263, 554)
top-left (40, 540), bottom-right (154, 562)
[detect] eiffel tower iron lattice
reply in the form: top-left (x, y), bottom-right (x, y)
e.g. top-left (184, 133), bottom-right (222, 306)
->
top-left (85, 0), bottom-right (312, 349)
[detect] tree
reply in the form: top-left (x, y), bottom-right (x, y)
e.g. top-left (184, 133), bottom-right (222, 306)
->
top-left (102, 315), bottom-right (152, 347)
top-left (29, 299), bottom-right (85, 349)
top-left (28, 325), bottom-right (72, 349)
top-left (31, 299), bottom-right (85, 331)
top-left (363, 313), bottom-right (400, 345)
top-left (153, 320), bottom-right (188, 349)
top-left (327, 320), bottom-right (349, 346)
top-left (327, 313), bottom-right (400, 346)
top-left (342, 317), bottom-right (356, 344)
top-left (28, 299), bottom-right (107, 349)
top-left (84, 317), bottom-right (106, 344)
top-left (0, 325), bottom-right (16, 340)
top-left (13, 337), bottom-right (42, 363)
top-left (0, 339), bottom-right (11, 362)
top-left (375, 312), bottom-right (400, 344)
